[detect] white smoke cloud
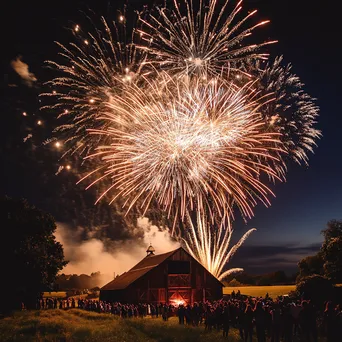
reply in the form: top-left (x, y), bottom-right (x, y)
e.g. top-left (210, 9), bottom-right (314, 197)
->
top-left (55, 217), bottom-right (180, 286)
top-left (10, 56), bottom-right (37, 87)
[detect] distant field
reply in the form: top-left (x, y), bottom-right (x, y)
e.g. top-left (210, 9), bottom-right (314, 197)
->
top-left (42, 292), bottom-right (67, 298)
top-left (0, 309), bottom-right (245, 342)
top-left (223, 285), bottom-right (296, 298)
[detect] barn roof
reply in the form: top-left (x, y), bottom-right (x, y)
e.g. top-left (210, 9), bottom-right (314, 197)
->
top-left (101, 248), bottom-right (180, 291)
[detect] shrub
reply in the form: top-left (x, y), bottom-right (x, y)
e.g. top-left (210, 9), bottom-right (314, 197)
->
top-left (296, 275), bottom-right (334, 306)
top-left (288, 290), bottom-right (299, 300)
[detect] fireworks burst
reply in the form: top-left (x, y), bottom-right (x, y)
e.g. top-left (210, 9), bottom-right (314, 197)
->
top-left (81, 73), bottom-right (284, 231)
top-left (138, 0), bottom-right (276, 78)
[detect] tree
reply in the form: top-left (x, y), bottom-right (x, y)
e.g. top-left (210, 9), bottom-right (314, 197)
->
top-left (273, 270), bottom-right (288, 284)
top-left (321, 220), bottom-right (342, 283)
top-left (297, 219), bottom-right (342, 284)
top-left (0, 197), bottom-right (67, 312)
top-left (322, 236), bottom-right (342, 283)
top-left (297, 254), bottom-right (324, 281)
top-left (321, 220), bottom-right (342, 242)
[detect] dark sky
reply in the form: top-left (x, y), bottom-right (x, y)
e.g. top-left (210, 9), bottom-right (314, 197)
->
top-left (1, 0), bottom-right (341, 275)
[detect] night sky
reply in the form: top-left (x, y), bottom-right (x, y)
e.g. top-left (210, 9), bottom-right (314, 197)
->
top-left (1, 0), bottom-right (341, 275)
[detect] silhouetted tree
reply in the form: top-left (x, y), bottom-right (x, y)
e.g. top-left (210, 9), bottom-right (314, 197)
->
top-left (322, 236), bottom-right (342, 283)
top-left (297, 254), bottom-right (324, 281)
top-left (0, 197), bottom-right (67, 312)
top-left (297, 219), bottom-right (342, 284)
top-left (55, 271), bottom-right (105, 290)
top-left (322, 220), bottom-right (342, 242)
top-left (321, 220), bottom-right (342, 283)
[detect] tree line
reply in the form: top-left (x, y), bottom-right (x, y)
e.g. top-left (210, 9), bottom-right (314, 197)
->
top-left (226, 270), bottom-right (296, 287)
top-left (55, 272), bottom-right (104, 291)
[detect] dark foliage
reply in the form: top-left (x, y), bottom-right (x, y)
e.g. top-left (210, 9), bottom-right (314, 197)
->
top-left (297, 254), bottom-right (324, 281)
top-left (297, 219), bottom-right (342, 283)
top-left (55, 272), bottom-right (103, 290)
top-left (296, 275), bottom-right (334, 306)
top-left (0, 196), bottom-right (67, 312)
top-left (225, 270), bottom-right (293, 286)
top-left (321, 220), bottom-right (342, 283)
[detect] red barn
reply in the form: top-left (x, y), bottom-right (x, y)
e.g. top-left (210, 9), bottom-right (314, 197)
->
top-left (100, 246), bottom-right (223, 305)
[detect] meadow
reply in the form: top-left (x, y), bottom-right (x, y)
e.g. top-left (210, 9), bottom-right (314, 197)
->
top-left (43, 285), bottom-right (296, 301)
top-left (0, 309), bottom-right (246, 342)
top-left (43, 292), bottom-right (67, 298)
top-left (223, 285), bottom-right (296, 298)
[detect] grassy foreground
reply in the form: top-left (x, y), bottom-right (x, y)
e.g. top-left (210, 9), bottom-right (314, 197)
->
top-left (223, 285), bottom-right (296, 298)
top-left (0, 309), bottom-right (246, 342)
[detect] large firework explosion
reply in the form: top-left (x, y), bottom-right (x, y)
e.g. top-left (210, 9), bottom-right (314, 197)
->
top-left (81, 73), bottom-right (284, 228)
top-left (43, 0), bottom-right (320, 280)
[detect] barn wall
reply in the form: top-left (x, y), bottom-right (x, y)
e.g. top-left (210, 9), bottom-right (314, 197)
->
top-left (100, 289), bottom-right (124, 302)
top-left (100, 248), bottom-right (223, 304)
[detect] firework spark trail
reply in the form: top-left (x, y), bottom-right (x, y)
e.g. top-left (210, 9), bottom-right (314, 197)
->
top-left (79, 73), bottom-right (285, 232)
top-left (183, 211), bottom-right (256, 280)
top-left (138, 0), bottom-right (276, 78)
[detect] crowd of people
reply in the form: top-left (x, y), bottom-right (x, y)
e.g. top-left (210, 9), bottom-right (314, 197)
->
top-left (38, 292), bottom-right (342, 341)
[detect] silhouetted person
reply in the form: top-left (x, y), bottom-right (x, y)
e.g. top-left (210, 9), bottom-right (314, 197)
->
top-left (290, 301), bottom-right (302, 336)
top-left (193, 303), bottom-right (200, 326)
top-left (185, 305), bottom-right (192, 325)
top-left (178, 304), bottom-right (185, 325)
top-left (237, 303), bottom-right (245, 340)
top-left (336, 305), bottom-right (342, 341)
top-left (271, 303), bottom-right (281, 342)
top-left (222, 305), bottom-right (230, 338)
top-left (323, 302), bottom-right (338, 342)
top-left (162, 304), bottom-right (168, 321)
top-left (299, 301), bottom-right (317, 342)
top-left (282, 305), bottom-right (294, 342)
top-left (244, 305), bottom-right (254, 342)
top-left (254, 301), bottom-right (266, 342)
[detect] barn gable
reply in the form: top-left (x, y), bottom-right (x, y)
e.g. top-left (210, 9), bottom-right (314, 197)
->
top-left (100, 246), bottom-right (223, 304)
top-left (101, 249), bottom-right (177, 291)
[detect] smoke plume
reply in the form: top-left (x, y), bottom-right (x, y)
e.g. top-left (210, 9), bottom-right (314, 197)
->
top-left (55, 217), bottom-right (180, 286)
top-left (10, 56), bottom-right (37, 87)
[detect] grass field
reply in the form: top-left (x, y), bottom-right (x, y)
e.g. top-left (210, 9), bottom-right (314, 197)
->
top-left (223, 285), bottom-right (296, 298)
top-left (43, 286), bottom-right (295, 300)
top-left (44, 285), bottom-right (340, 301)
top-left (42, 292), bottom-right (67, 298)
top-left (0, 309), bottom-right (246, 342)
